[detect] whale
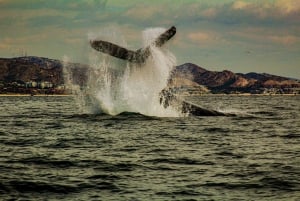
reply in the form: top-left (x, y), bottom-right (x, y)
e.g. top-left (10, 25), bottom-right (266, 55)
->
top-left (90, 26), bottom-right (232, 116)
top-left (159, 89), bottom-right (232, 116)
top-left (90, 26), bottom-right (176, 63)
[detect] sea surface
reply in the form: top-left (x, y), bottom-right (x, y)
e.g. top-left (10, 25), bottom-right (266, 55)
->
top-left (0, 95), bottom-right (299, 201)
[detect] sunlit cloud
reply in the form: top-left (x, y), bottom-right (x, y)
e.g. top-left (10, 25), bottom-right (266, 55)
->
top-left (228, 27), bottom-right (300, 47)
top-left (268, 35), bottom-right (300, 46)
top-left (124, 4), bottom-right (162, 21)
top-left (201, 8), bottom-right (217, 19)
top-left (231, 1), bottom-right (251, 10)
top-left (0, 38), bottom-right (12, 50)
top-left (275, 0), bottom-right (300, 14)
top-left (187, 31), bottom-right (221, 45)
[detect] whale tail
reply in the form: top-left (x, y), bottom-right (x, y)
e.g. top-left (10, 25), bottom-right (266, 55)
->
top-left (90, 26), bottom-right (176, 63)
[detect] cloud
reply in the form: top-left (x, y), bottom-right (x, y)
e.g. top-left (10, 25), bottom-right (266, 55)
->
top-left (229, 27), bottom-right (300, 47)
top-left (109, 0), bottom-right (300, 33)
top-left (187, 31), bottom-right (220, 44)
top-left (201, 8), bottom-right (217, 18)
top-left (185, 0), bottom-right (300, 26)
top-left (231, 1), bottom-right (251, 10)
top-left (0, 0), bottom-right (107, 10)
top-left (124, 4), bottom-right (163, 22)
top-left (0, 36), bottom-right (36, 57)
top-left (275, 0), bottom-right (300, 14)
top-left (268, 35), bottom-right (300, 45)
top-left (2, 1), bottom-right (298, 36)
top-left (122, 2), bottom-right (183, 27)
top-left (0, 38), bottom-right (12, 50)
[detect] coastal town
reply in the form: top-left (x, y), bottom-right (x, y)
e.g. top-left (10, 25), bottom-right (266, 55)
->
top-left (0, 80), bottom-right (65, 95)
top-left (0, 56), bottom-right (299, 96)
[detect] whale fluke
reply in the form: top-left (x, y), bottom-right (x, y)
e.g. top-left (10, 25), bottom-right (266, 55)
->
top-left (90, 26), bottom-right (176, 63)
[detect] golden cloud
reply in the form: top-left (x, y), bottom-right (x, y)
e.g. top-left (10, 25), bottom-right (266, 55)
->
top-left (231, 0), bottom-right (300, 17)
top-left (124, 4), bottom-right (165, 21)
top-left (276, 0), bottom-right (300, 14)
top-left (268, 35), bottom-right (300, 45)
top-left (229, 27), bottom-right (300, 47)
top-left (187, 31), bottom-right (220, 44)
top-left (232, 1), bottom-right (251, 10)
top-left (0, 38), bottom-right (12, 49)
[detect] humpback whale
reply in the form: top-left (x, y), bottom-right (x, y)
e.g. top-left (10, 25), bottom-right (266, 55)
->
top-left (90, 26), bottom-right (176, 63)
top-left (90, 26), bottom-right (232, 116)
top-left (159, 89), bottom-right (230, 116)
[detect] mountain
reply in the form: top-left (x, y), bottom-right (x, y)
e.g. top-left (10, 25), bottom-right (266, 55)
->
top-left (0, 57), bottom-right (63, 84)
top-left (172, 63), bottom-right (300, 94)
top-left (0, 56), bottom-right (299, 94)
top-left (0, 56), bottom-right (88, 94)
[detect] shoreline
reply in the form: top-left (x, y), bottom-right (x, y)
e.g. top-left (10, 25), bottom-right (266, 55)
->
top-left (0, 93), bottom-right (298, 97)
top-left (0, 94), bottom-right (72, 97)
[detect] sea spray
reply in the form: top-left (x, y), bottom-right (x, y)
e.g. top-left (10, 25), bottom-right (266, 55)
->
top-left (65, 27), bottom-right (181, 117)
top-left (62, 56), bottom-right (91, 113)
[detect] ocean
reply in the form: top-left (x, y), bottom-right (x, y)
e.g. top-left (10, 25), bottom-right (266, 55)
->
top-left (0, 95), bottom-right (299, 201)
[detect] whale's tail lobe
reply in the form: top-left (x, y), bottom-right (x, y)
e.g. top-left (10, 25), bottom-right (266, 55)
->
top-left (90, 26), bottom-right (176, 63)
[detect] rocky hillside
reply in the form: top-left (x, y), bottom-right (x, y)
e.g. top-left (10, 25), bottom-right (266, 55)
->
top-left (172, 63), bottom-right (300, 94)
top-left (0, 57), bottom-right (88, 85)
top-left (0, 56), bottom-right (299, 94)
top-left (0, 57), bottom-right (63, 84)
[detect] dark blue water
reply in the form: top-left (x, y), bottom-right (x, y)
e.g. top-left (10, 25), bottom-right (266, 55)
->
top-left (0, 95), bottom-right (299, 200)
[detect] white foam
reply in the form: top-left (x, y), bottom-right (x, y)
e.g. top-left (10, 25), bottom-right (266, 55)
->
top-left (65, 27), bottom-right (180, 117)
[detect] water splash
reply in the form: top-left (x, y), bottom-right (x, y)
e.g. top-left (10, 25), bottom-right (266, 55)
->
top-left (62, 55), bottom-right (90, 113)
top-left (65, 27), bottom-right (180, 117)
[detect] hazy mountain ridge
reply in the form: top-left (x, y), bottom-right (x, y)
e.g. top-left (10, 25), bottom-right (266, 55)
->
top-left (0, 56), bottom-right (299, 94)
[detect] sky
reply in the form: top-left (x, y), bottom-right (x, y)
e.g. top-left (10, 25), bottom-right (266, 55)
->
top-left (0, 0), bottom-right (300, 78)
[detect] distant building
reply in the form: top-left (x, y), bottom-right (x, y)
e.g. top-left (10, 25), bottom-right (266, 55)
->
top-left (25, 81), bottom-right (37, 88)
top-left (25, 81), bottom-right (53, 89)
top-left (38, 81), bottom-right (53, 89)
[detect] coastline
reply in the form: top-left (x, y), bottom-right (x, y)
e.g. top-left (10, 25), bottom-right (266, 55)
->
top-left (0, 94), bottom-right (72, 97)
top-left (0, 93), bottom-right (298, 97)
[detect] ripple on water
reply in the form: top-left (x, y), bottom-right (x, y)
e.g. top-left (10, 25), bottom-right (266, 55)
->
top-left (0, 95), bottom-right (299, 200)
